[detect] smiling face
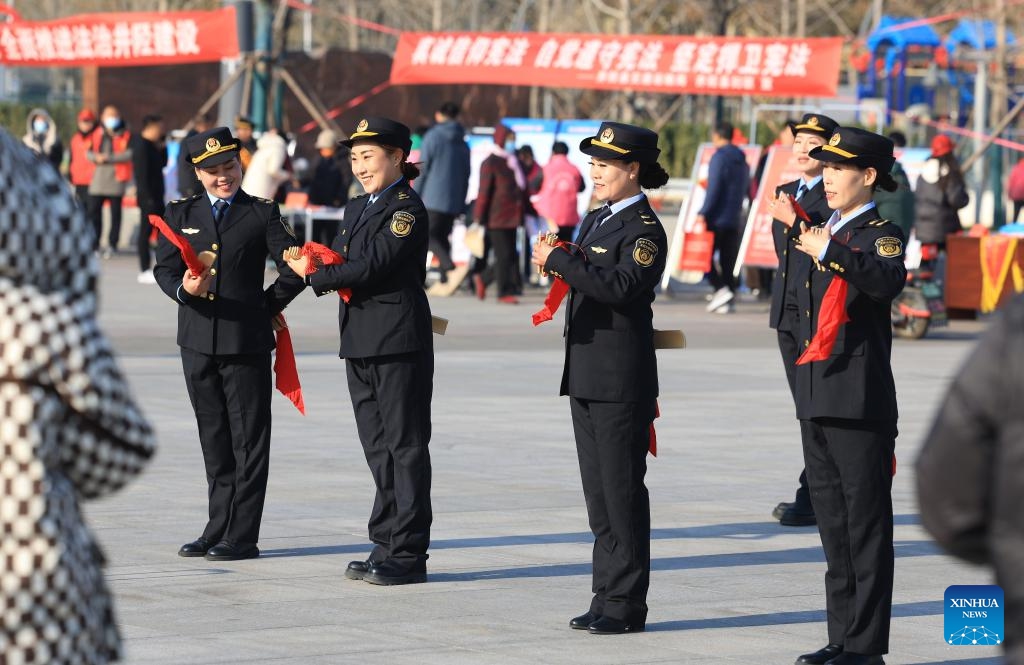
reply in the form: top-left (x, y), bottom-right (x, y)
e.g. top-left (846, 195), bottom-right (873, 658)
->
top-left (822, 162), bottom-right (877, 216)
top-left (792, 131), bottom-right (826, 177)
top-left (350, 141), bottom-right (403, 195)
top-left (588, 157), bottom-right (641, 203)
top-left (195, 157), bottom-right (242, 200)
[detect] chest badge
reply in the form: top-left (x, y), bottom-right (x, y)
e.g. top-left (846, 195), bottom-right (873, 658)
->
top-left (390, 210), bottom-right (415, 238)
top-left (633, 238), bottom-right (659, 267)
top-left (590, 246), bottom-right (608, 254)
top-left (182, 228), bottom-right (200, 234)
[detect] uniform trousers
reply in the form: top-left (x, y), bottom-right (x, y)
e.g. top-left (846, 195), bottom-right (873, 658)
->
top-left (570, 397), bottom-right (656, 623)
top-left (180, 348), bottom-right (272, 546)
top-left (801, 417), bottom-right (896, 655)
top-left (346, 348), bottom-right (434, 565)
top-left (777, 320), bottom-right (811, 509)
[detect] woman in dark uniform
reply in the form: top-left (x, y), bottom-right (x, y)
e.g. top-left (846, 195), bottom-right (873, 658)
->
top-left (284, 117), bottom-right (433, 586)
top-left (531, 121), bottom-right (669, 635)
top-left (791, 127), bottom-right (906, 665)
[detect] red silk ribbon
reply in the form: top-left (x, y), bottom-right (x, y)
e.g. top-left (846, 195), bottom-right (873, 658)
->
top-left (149, 214), bottom-right (205, 276)
top-left (531, 239), bottom-right (583, 326)
top-left (301, 241), bottom-right (351, 303)
top-left (796, 277), bottom-right (850, 364)
top-left (649, 400), bottom-right (660, 457)
top-left (273, 320), bottom-right (305, 415)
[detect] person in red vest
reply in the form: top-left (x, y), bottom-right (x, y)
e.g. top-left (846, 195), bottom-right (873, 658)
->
top-left (68, 108), bottom-right (97, 209)
top-left (87, 105), bottom-right (133, 255)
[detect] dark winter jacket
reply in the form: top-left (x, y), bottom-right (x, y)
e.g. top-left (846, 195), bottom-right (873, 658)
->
top-left (873, 161), bottom-right (915, 237)
top-left (698, 143), bottom-right (749, 230)
top-left (913, 157), bottom-right (969, 244)
top-left (414, 120), bottom-right (471, 215)
top-left (917, 294), bottom-right (1024, 665)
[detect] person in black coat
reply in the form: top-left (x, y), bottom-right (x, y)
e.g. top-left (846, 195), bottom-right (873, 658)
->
top-left (285, 117), bottom-right (434, 586)
top-left (154, 127), bottom-right (306, 562)
top-left (916, 294), bottom-right (1024, 665)
top-left (790, 127), bottom-right (907, 665)
top-left (131, 114), bottom-right (168, 282)
top-left (913, 134), bottom-right (969, 254)
top-left (765, 113), bottom-right (839, 528)
top-left (532, 121), bottom-right (669, 636)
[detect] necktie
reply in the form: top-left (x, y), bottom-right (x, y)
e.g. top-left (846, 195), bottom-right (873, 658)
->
top-left (213, 199), bottom-right (229, 223)
top-left (584, 206), bottom-right (612, 241)
top-left (796, 184), bottom-right (808, 201)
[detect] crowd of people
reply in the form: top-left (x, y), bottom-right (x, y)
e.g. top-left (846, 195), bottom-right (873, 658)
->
top-left (6, 100), bottom-right (1024, 665)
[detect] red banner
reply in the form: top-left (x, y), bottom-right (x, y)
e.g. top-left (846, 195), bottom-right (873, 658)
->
top-left (0, 7), bottom-right (238, 67)
top-left (390, 32), bottom-right (843, 97)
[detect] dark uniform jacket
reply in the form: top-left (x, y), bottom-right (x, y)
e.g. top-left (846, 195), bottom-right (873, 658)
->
top-left (794, 208), bottom-right (907, 422)
top-left (544, 198), bottom-right (668, 403)
top-left (308, 181), bottom-right (433, 359)
top-left (154, 189), bottom-right (306, 355)
top-left (770, 178), bottom-right (831, 330)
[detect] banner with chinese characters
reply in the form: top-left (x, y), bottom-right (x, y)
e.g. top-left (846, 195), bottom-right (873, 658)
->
top-left (0, 7), bottom-right (238, 67)
top-left (391, 32), bottom-right (843, 97)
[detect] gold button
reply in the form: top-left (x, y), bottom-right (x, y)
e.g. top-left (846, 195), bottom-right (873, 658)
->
top-left (781, 271), bottom-right (785, 278)
top-left (804, 340), bottom-right (810, 347)
top-left (207, 293), bottom-right (215, 301)
top-left (209, 268), bottom-right (217, 276)
top-left (806, 310), bottom-right (810, 317)
top-left (211, 243), bottom-right (219, 251)
top-left (783, 249), bottom-right (787, 256)
top-left (341, 229), bottom-right (346, 235)
top-left (343, 245), bottom-right (348, 252)
top-left (805, 281), bottom-right (810, 288)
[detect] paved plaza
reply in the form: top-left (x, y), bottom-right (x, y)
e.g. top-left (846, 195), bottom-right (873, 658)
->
top-left (89, 255), bottom-right (1001, 664)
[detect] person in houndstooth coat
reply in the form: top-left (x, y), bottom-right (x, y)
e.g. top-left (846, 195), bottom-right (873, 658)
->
top-left (0, 128), bottom-right (156, 664)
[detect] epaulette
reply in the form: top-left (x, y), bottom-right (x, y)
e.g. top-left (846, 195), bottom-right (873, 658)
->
top-left (636, 208), bottom-right (659, 225)
top-left (253, 196), bottom-right (275, 205)
top-left (168, 193), bottom-right (201, 205)
top-left (396, 189), bottom-right (411, 201)
top-left (868, 219), bottom-right (891, 227)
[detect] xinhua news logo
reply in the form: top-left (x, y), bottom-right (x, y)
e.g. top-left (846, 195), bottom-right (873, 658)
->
top-left (944, 585), bottom-right (1004, 646)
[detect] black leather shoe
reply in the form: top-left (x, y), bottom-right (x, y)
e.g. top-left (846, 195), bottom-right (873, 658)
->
top-left (569, 611), bottom-right (600, 630)
top-left (824, 653), bottom-right (883, 665)
top-left (345, 560), bottom-right (373, 581)
top-left (587, 616), bottom-right (645, 634)
top-left (796, 644), bottom-right (843, 664)
top-left (363, 559), bottom-right (427, 585)
top-left (204, 542), bottom-right (260, 561)
top-left (780, 506), bottom-right (817, 526)
top-left (772, 501), bottom-right (794, 520)
top-left (178, 537), bottom-right (212, 557)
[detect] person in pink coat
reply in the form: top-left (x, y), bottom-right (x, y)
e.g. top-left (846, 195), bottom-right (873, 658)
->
top-left (532, 141), bottom-right (586, 242)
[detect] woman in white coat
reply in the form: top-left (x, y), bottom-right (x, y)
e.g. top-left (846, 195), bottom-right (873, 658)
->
top-left (240, 129), bottom-right (291, 200)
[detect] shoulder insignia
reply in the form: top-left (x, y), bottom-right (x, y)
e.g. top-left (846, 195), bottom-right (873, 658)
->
top-left (590, 246), bottom-right (608, 254)
top-left (254, 196), bottom-right (276, 205)
top-left (280, 215), bottom-right (297, 239)
top-left (875, 236), bottom-right (903, 258)
top-left (637, 209), bottom-right (659, 225)
top-left (390, 210), bottom-right (415, 238)
top-left (396, 190), bottom-right (411, 200)
top-left (633, 238), bottom-right (658, 267)
top-left (190, 193), bottom-right (203, 199)
top-left (868, 219), bottom-right (891, 227)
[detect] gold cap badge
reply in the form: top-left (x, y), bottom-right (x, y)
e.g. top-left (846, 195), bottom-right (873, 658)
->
top-left (599, 127), bottom-right (615, 144)
top-left (206, 137), bottom-right (221, 151)
top-left (356, 119), bottom-right (369, 133)
top-left (829, 133), bottom-right (841, 147)
top-left (808, 116), bottom-right (819, 126)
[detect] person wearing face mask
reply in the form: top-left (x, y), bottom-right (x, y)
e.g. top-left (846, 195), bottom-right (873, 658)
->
top-left (154, 127), bottom-right (306, 562)
top-left (87, 105), bottom-right (133, 256)
top-left (531, 121), bottom-right (670, 636)
top-left (130, 114), bottom-right (168, 284)
top-left (284, 117), bottom-right (434, 586)
top-left (790, 127), bottom-right (907, 665)
top-left (69, 109), bottom-right (98, 209)
top-left (21, 108), bottom-right (64, 170)
top-left (765, 113), bottom-right (839, 529)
